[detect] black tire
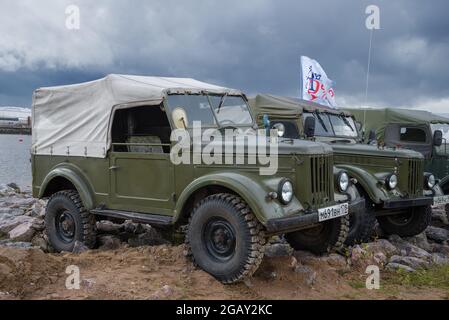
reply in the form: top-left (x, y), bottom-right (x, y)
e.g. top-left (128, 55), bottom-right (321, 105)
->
top-left (345, 201), bottom-right (376, 245)
top-left (45, 190), bottom-right (97, 252)
top-left (285, 214), bottom-right (349, 254)
top-left (185, 193), bottom-right (266, 284)
top-left (377, 205), bottom-right (432, 237)
top-left (444, 204), bottom-right (449, 222)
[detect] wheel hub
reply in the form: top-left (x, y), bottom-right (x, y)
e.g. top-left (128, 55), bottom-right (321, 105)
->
top-left (56, 211), bottom-right (76, 242)
top-left (204, 219), bottom-right (236, 261)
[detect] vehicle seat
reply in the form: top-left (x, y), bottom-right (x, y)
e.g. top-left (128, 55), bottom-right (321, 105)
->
top-left (126, 136), bottom-right (164, 153)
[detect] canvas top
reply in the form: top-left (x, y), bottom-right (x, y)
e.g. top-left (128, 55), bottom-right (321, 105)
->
top-left (32, 74), bottom-right (242, 158)
top-left (248, 94), bottom-right (353, 119)
top-left (344, 107), bottom-right (449, 141)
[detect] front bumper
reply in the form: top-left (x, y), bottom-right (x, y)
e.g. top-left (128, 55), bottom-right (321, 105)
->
top-left (382, 196), bottom-right (432, 209)
top-left (266, 198), bottom-right (365, 234)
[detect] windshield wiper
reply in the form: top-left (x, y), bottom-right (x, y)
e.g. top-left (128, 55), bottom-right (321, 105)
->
top-left (216, 93), bottom-right (228, 114)
top-left (339, 115), bottom-right (354, 131)
top-left (314, 112), bottom-right (329, 132)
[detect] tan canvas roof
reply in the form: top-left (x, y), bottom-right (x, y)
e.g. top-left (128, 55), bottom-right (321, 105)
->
top-left (32, 74), bottom-right (242, 158)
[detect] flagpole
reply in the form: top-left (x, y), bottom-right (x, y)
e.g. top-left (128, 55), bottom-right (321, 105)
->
top-left (363, 28), bottom-right (374, 131)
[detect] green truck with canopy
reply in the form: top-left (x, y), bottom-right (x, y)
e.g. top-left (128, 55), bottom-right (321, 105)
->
top-left (31, 75), bottom-right (363, 283)
top-left (249, 94), bottom-right (442, 244)
top-left (346, 107), bottom-right (449, 218)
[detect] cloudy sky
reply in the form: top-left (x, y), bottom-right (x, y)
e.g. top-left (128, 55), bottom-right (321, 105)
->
top-left (0, 0), bottom-right (448, 112)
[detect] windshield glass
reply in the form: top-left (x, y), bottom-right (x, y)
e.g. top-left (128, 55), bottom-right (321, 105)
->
top-left (167, 94), bottom-right (253, 128)
top-left (328, 115), bottom-right (358, 137)
top-left (303, 112), bottom-right (358, 138)
top-left (209, 95), bottom-right (253, 126)
top-left (303, 112), bottom-right (333, 136)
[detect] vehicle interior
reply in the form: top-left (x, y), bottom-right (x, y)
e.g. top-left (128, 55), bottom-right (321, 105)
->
top-left (111, 104), bottom-right (172, 154)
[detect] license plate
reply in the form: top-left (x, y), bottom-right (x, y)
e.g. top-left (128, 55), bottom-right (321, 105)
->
top-left (318, 203), bottom-right (349, 222)
top-left (433, 195), bottom-right (449, 205)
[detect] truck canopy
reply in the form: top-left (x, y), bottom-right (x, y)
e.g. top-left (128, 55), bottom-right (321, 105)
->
top-left (248, 94), bottom-right (353, 120)
top-left (344, 108), bottom-right (449, 141)
top-left (32, 74), bottom-right (242, 158)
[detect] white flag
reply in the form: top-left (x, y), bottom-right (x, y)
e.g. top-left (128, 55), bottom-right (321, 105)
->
top-left (301, 56), bottom-right (337, 108)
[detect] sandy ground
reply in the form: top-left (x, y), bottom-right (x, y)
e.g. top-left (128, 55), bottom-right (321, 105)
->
top-left (0, 245), bottom-right (447, 300)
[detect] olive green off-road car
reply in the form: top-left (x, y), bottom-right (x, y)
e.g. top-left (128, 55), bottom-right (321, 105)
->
top-left (249, 95), bottom-right (440, 244)
top-left (347, 107), bottom-right (449, 220)
top-left (31, 75), bottom-right (362, 283)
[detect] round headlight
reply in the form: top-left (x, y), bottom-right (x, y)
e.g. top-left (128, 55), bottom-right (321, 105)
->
top-left (272, 123), bottom-right (285, 138)
top-left (337, 171), bottom-right (349, 192)
top-left (386, 174), bottom-right (398, 190)
top-left (425, 174), bottom-right (436, 189)
top-left (278, 179), bottom-right (293, 204)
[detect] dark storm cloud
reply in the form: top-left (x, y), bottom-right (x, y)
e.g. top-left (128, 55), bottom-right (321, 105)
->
top-left (0, 0), bottom-right (448, 109)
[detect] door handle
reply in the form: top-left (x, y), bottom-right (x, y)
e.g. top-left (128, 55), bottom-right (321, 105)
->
top-left (109, 166), bottom-right (120, 171)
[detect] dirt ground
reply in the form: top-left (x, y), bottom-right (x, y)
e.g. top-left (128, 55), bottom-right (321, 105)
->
top-left (0, 245), bottom-right (447, 300)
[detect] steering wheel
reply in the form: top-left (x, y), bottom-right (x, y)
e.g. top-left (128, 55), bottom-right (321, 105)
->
top-left (220, 119), bottom-right (237, 125)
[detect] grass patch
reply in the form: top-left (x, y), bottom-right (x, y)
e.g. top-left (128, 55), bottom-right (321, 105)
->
top-left (386, 265), bottom-right (449, 289)
top-left (349, 280), bottom-right (366, 289)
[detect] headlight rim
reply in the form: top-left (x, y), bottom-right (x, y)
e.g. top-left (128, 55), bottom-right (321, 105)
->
top-left (385, 173), bottom-right (398, 190)
top-left (336, 171), bottom-right (350, 193)
top-left (278, 178), bottom-right (294, 205)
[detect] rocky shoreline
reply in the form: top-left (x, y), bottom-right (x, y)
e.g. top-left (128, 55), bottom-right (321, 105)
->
top-left (1, 183), bottom-right (449, 275)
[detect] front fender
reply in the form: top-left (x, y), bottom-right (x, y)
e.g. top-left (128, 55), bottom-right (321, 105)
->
top-left (39, 163), bottom-right (95, 210)
top-left (336, 164), bottom-right (390, 204)
top-left (174, 172), bottom-right (305, 225)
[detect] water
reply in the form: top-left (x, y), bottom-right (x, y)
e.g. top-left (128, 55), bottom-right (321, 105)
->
top-left (0, 134), bottom-right (32, 189)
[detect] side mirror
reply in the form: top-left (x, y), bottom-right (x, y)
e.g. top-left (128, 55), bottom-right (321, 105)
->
top-left (433, 130), bottom-right (443, 147)
top-left (355, 121), bottom-right (362, 132)
top-left (304, 117), bottom-right (316, 138)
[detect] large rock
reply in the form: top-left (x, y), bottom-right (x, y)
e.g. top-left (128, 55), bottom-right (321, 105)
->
top-left (430, 243), bottom-right (449, 255)
top-left (389, 255), bottom-right (430, 270)
top-left (8, 221), bottom-right (36, 242)
top-left (72, 241), bottom-right (89, 253)
top-left (0, 240), bottom-right (33, 249)
top-left (386, 262), bottom-right (415, 273)
top-left (0, 215), bottom-right (36, 234)
top-left (432, 253), bottom-right (449, 265)
top-left (97, 221), bottom-right (122, 234)
top-left (294, 264), bottom-right (317, 286)
top-left (0, 184), bottom-right (16, 195)
top-left (405, 232), bottom-right (431, 252)
top-left (264, 243), bottom-right (293, 257)
top-left (364, 239), bottom-right (399, 257)
top-left (388, 235), bottom-right (432, 260)
top-left (128, 227), bottom-right (168, 247)
top-left (426, 226), bottom-right (449, 243)
top-left (98, 235), bottom-right (122, 250)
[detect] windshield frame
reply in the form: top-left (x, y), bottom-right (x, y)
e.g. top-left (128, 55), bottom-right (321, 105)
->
top-left (165, 92), bottom-right (255, 130)
top-left (303, 111), bottom-right (360, 140)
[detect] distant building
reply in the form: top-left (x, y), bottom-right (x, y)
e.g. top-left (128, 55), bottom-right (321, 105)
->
top-left (0, 107), bottom-right (31, 128)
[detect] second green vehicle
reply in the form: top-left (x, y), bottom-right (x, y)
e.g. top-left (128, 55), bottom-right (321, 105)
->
top-left (249, 94), bottom-right (440, 244)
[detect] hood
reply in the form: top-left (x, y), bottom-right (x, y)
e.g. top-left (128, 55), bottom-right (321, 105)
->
top-left (330, 142), bottom-right (424, 159)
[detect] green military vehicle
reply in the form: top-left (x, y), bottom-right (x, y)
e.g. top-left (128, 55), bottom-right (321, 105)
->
top-left (346, 107), bottom-right (449, 218)
top-left (31, 75), bottom-right (362, 283)
top-left (249, 94), bottom-right (440, 244)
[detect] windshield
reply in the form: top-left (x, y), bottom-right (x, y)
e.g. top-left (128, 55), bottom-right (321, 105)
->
top-left (208, 95), bottom-right (253, 125)
top-left (167, 94), bottom-right (253, 128)
top-left (328, 114), bottom-right (358, 137)
top-left (303, 112), bottom-right (358, 138)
